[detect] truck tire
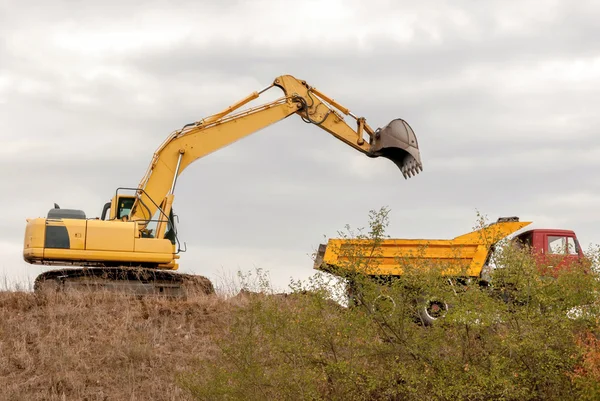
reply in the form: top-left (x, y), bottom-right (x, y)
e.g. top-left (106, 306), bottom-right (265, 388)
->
top-left (372, 294), bottom-right (396, 316)
top-left (418, 297), bottom-right (449, 326)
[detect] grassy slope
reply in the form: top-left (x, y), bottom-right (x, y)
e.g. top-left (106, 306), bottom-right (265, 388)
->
top-left (1, 266), bottom-right (599, 400)
top-left (0, 290), bottom-right (232, 401)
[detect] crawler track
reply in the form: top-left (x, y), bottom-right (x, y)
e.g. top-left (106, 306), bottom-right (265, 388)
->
top-left (34, 267), bottom-right (214, 298)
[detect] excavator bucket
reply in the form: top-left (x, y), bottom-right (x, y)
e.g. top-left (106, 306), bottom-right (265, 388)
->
top-left (369, 118), bottom-right (422, 179)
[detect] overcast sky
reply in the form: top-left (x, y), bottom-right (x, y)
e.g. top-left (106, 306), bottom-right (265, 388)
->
top-left (1, 0), bottom-right (599, 291)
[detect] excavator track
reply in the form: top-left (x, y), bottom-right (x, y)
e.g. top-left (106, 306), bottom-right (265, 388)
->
top-left (33, 267), bottom-right (215, 298)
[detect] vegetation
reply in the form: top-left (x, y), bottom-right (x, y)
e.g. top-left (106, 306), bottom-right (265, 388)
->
top-left (0, 287), bottom-right (230, 401)
top-left (179, 208), bottom-right (600, 401)
top-left (1, 208), bottom-right (600, 400)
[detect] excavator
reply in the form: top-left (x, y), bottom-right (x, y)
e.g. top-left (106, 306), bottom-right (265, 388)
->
top-left (22, 74), bottom-right (423, 296)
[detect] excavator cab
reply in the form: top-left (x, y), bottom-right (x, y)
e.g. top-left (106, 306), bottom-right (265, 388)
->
top-left (369, 118), bottom-right (422, 179)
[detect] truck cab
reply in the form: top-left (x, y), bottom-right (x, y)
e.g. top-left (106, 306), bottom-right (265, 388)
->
top-left (512, 229), bottom-right (588, 276)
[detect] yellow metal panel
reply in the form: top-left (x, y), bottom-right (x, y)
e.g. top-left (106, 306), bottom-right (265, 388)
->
top-left (468, 244), bottom-right (493, 276)
top-left (158, 261), bottom-right (179, 270)
top-left (86, 220), bottom-right (135, 252)
top-left (23, 247), bottom-right (44, 262)
top-left (453, 221), bottom-right (531, 243)
top-left (23, 218), bottom-right (45, 250)
top-left (64, 219), bottom-right (86, 250)
top-left (134, 238), bottom-right (174, 255)
top-left (318, 220), bottom-right (532, 278)
top-left (42, 248), bottom-right (174, 265)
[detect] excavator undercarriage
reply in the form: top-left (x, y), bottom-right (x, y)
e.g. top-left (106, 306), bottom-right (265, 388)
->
top-left (34, 267), bottom-right (214, 297)
top-left (24, 74), bottom-right (423, 297)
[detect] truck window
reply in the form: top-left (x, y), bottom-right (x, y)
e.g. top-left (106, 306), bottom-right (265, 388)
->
top-left (547, 236), bottom-right (567, 254)
top-left (567, 237), bottom-right (579, 255)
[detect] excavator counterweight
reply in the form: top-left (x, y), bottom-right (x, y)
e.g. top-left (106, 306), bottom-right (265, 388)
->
top-left (23, 74), bottom-right (424, 296)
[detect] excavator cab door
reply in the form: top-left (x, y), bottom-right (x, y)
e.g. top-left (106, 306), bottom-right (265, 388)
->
top-left (369, 118), bottom-right (423, 179)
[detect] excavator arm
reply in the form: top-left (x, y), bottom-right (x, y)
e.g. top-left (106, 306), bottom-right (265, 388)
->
top-left (129, 74), bottom-right (422, 224)
top-left (23, 74), bottom-right (423, 296)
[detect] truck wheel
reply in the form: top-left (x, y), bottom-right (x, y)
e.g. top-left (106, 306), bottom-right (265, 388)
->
top-left (372, 294), bottom-right (396, 316)
top-left (418, 297), bottom-right (449, 326)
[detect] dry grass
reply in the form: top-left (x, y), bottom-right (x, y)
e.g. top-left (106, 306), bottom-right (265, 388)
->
top-left (0, 288), bottom-right (241, 401)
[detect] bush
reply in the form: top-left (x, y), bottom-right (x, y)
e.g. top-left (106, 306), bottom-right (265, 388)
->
top-left (179, 208), bottom-right (600, 401)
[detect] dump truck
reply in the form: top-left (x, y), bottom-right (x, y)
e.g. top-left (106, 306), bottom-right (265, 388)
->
top-left (23, 74), bottom-right (423, 296)
top-left (313, 217), bottom-right (588, 324)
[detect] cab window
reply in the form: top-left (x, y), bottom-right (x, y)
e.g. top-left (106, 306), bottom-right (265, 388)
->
top-left (567, 237), bottom-right (579, 255)
top-left (144, 209), bottom-right (160, 238)
top-left (547, 235), bottom-right (579, 255)
top-left (547, 236), bottom-right (566, 254)
top-left (117, 197), bottom-right (135, 219)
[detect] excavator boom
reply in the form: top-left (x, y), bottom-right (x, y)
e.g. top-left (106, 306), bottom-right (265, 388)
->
top-left (22, 74), bottom-right (423, 297)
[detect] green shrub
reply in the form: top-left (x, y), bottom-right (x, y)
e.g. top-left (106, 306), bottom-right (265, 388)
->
top-left (179, 207), bottom-right (600, 401)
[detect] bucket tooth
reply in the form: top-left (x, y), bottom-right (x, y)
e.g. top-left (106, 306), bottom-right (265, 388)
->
top-left (368, 118), bottom-right (423, 179)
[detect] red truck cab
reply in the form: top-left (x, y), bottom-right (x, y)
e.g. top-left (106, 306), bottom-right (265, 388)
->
top-left (512, 229), bottom-right (588, 276)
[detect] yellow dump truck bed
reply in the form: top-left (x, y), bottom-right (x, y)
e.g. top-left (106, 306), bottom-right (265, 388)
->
top-left (313, 217), bottom-right (531, 279)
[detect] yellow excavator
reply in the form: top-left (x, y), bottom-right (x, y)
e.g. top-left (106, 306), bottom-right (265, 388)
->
top-left (22, 74), bottom-right (423, 296)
